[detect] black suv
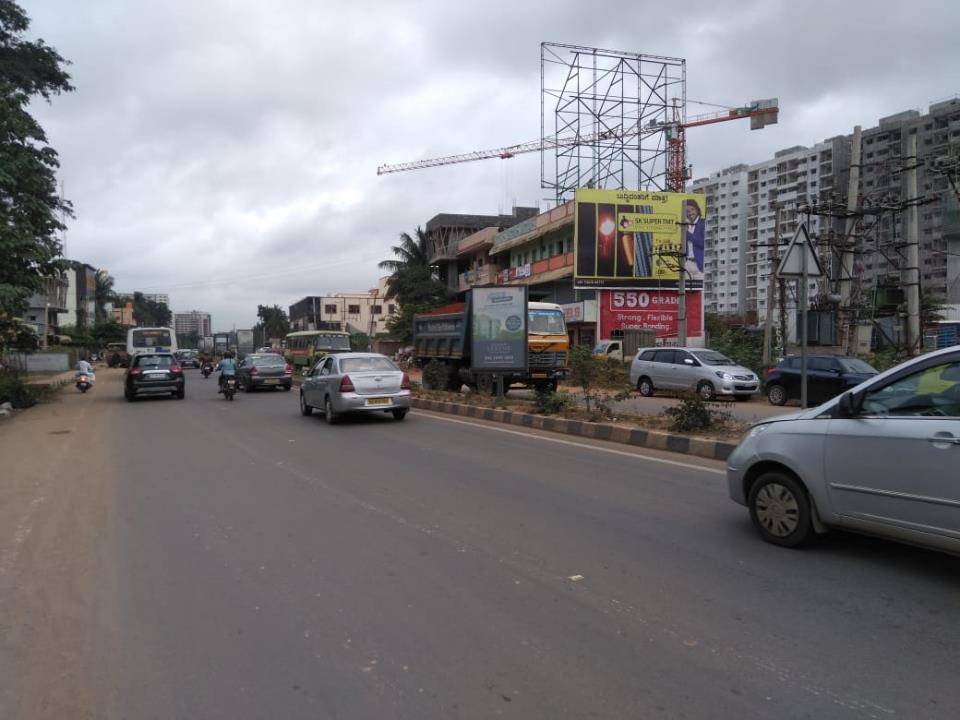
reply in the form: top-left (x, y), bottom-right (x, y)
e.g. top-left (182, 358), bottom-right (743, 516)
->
top-left (125, 353), bottom-right (185, 401)
top-left (764, 354), bottom-right (878, 406)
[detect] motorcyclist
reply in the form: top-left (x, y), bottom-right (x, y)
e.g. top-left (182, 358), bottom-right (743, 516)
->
top-left (75, 354), bottom-right (96, 383)
top-left (217, 351), bottom-right (237, 392)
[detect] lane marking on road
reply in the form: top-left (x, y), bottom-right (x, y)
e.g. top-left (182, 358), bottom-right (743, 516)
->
top-left (411, 411), bottom-right (725, 476)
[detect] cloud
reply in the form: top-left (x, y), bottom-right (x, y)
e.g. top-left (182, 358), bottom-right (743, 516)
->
top-left (21, 0), bottom-right (960, 328)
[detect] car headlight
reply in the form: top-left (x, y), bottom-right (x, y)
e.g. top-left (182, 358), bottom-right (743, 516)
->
top-left (745, 423), bottom-right (771, 441)
top-left (715, 371), bottom-right (734, 381)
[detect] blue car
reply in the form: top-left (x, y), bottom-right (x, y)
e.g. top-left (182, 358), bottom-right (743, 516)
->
top-left (764, 354), bottom-right (878, 406)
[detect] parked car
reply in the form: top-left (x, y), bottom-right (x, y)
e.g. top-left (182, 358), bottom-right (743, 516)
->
top-left (764, 354), bottom-right (878, 406)
top-left (299, 352), bottom-right (412, 423)
top-left (629, 347), bottom-right (760, 400)
top-left (105, 342), bottom-right (129, 368)
top-left (124, 352), bottom-right (185, 401)
top-left (728, 345), bottom-right (960, 553)
top-left (236, 353), bottom-right (293, 392)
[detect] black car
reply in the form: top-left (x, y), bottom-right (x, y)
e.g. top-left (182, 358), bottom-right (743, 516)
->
top-left (125, 352), bottom-right (185, 401)
top-left (764, 354), bottom-right (878, 406)
top-left (176, 350), bottom-right (201, 368)
top-left (236, 353), bottom-right (293, 392)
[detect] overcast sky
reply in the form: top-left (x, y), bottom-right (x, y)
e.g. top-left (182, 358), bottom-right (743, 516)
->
top-left (23, 0), bottom-right (960, 330)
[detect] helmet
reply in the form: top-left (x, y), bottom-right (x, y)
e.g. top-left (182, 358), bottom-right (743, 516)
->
top-left (224, 350), bottom-right (234, 359)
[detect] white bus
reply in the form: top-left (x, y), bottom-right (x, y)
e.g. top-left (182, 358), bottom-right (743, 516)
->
top-left (127, 327), bottom-right (178, 357)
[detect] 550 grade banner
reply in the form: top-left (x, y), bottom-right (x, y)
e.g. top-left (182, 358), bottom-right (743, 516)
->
top-left (574, 188), bottom-right (706, 290)
top-left (470, 286), bottom-right (528, 373)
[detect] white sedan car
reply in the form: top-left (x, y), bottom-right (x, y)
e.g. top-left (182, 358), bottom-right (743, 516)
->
top-left (299, 353), bottom-right (412, 424)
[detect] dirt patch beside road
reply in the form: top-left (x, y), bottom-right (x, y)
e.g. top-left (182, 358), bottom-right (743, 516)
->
top-left (0, 369), bottom-right (124, 719)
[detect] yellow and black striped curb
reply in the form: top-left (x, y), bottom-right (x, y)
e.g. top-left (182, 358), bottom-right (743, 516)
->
top-left (412, 397), bottom-right (737, 462)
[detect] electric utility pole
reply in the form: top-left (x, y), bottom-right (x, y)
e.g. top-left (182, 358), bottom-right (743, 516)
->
top-left (762, 203), bottom-right (781, 366)
top-left (903, 133), bottom-right (921, 355)
top-left (839, 126), bottom-right (862, 354)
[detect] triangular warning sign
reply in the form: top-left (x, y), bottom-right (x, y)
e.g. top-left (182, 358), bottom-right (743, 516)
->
top-left (777, 223), bottom-right (823, 277)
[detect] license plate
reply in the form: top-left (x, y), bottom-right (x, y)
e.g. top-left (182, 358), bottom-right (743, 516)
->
top-left (263, 378), bottom-right (279, 385)
top-left (366, 397), bottom-right (390, 406)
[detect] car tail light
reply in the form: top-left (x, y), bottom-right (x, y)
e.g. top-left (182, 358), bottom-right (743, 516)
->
top-left (129, 367), bottom-right (142, 376)
top-left (401, 373), bottom-right (412, 390)
top-left (284, 363), bottom-right (293, 375)
top-left (249, 367), bottom-right (259, 376)
top-left (171, 364), bottom-right (182, 374)
top-left (765, 367), bottom-right (776, 377)
top-left (339, 375), bottom-right (355, 393)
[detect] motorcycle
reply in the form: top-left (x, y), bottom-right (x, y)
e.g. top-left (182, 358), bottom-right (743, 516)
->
top-left (76, 374), bottom-right (92, 393)
top-left (222, 376), bottom-right (237, 401)
top-left (201, 363), bottom-right (213, 378)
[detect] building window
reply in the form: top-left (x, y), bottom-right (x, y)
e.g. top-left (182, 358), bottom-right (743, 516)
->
top-left (371, 305), bottom-right (382, 315)
top-left (388, 304), bottom-right (396, 314)
top-left (324, 304), bottom-right (337, 314)
top-left (348, 304), bottom-right (361, 315)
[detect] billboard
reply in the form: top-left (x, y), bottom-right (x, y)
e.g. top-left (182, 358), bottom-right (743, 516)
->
top-left (574, 188), bottom-right (705, 290)
top-left (598, 289), bottom-right (703, 340)
top-left (470, 286), bottom-right (528, 373)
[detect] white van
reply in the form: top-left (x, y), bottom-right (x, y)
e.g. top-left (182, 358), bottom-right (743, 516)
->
top-left (127, 327), bottom-right (178, 357)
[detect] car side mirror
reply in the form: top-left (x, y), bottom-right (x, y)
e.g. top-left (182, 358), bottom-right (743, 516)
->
top-left (837, 391), bottom-right (860, 418)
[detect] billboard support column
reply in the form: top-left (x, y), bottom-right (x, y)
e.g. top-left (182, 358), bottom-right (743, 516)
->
top-left (678, 270), bottom-right (687, 346)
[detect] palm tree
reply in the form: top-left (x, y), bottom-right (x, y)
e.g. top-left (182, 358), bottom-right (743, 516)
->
top-left (378, 227), bottom-right (435, 300)
top-left (94, 270), bottom-right (115, 323)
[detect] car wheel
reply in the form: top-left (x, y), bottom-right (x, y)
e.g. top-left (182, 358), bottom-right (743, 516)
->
top-left (299, 391), bottom-right (313, 416)
top-left (476, 373), bottom-right (495, 396)
top-left (125, 389), bottom-right (134, 402)
top-left (176, 387), bottom-right (185, 400)
top-left (767, 384), bottom-right (787, 406)
top-left (748, 472), bottom-right (814, 548)
top-left (392, 408), bottom-right (408, 421)
top-left (282, 384), bottom-right (291, 391)
top-left (637, 376), bottom-right (654, 397)
top-left (697, 381), bottom-right (716, 401)
top-left (324, 396), bottom-right (339, 425)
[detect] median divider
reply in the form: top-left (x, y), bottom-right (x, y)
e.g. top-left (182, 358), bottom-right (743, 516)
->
top-left (411, 397), bottom-right (737, 462)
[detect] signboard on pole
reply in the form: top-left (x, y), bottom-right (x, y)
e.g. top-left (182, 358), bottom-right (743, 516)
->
top-left (470, 287), bottom-right (528, 373)
top-left (777, 223), bottom-right (823, 277)
top-left (574, 188), bottom-right (706, 290)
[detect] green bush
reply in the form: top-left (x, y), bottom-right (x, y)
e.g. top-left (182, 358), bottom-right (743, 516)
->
top-left (663, 395), bottom-right (730, 433)
top-left (568, 345), bottom-right (603, 411)
top-left (0, 370), bottom-right (38, 409)
top-left (422, 360), bottom-right (450, 391)
top-left (534, 389), bottom-right (573, 414)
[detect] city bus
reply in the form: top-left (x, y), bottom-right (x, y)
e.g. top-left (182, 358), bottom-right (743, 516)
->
top-left (285, 330), bottom-right (352, 369)
top-left (127, 327), bottom-right (178, 358)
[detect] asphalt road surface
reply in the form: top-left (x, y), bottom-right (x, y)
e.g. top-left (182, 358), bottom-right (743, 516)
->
top-left (2, 368), bottom-right (959, 719)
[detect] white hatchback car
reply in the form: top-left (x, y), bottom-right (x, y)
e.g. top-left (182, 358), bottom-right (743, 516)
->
top-left (728, 345), bottom-right (960, 553)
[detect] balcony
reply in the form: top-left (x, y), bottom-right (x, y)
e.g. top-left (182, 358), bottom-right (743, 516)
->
top-left (458, 266), bottom-right (495, 291)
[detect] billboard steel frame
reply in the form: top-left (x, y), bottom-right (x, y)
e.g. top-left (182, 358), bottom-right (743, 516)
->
top-left (541, 42), bottom-right (686, 203)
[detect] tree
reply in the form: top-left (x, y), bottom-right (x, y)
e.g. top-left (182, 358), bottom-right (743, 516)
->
top-left (378, 227), bottom-right (451, 341)
top-left (256, 304), bottom-right (290, 340)
top-left (132, 292), bottom-right (171, 327)
top-left (0, 2), bottom-right (73, 347)
top-left (94, 270), bottom-right (115, 323)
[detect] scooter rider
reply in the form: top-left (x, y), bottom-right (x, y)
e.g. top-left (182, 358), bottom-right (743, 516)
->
top-left (217, 351), bottom-right (237, 392)
top-left (75, 354), bottom-right (96, 383)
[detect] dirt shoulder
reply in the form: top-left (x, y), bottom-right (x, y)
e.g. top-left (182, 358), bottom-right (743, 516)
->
top-left (0, 368), bottom-right (124, 720)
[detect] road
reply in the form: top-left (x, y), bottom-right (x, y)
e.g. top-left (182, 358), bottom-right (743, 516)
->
top-left (2, 368), bottom-right (958, 719)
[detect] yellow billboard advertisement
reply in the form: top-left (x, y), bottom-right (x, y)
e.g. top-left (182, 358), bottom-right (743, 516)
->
top-left (574, 188), bottom-right (705, 289)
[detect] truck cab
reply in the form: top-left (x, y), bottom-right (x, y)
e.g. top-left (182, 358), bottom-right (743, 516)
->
top-left (594, 339), bottom-right (623, 363)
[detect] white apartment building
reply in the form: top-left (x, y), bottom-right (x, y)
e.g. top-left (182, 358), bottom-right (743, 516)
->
top-left (174, 310), bottom-right (212, 338)
top-left (692, 165), bottom-right (749, 315)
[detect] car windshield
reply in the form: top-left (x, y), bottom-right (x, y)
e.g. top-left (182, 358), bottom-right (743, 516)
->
top-left (691, 350), bottom-right (736, 366)
top-left (137, 355), bottom-right (174, 369)
top-left (528, 309), bottom-right (566, 334)
top-left (839, 358), bottom-right (878, 374)
top-left (594, 342), bottom-right (610, 353)
top-left (254, 355), bottom-right (286, 368)
top-left (339, 356), bottom-right (397, 373)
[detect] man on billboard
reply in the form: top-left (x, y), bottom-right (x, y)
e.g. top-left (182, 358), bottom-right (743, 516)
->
top-left (684, 198), bottom-right (705, 281)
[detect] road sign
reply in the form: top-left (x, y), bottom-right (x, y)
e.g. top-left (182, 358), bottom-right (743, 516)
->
top-left (777, 223), bottom-right (823, 278)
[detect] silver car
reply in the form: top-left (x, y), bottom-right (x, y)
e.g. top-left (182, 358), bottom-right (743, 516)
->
top-left (299, 352), bottom-right (412, 423)
top-left (629, 347), bottom-right (760, 400)
top-left (728, 345), bottom-right (960, 554)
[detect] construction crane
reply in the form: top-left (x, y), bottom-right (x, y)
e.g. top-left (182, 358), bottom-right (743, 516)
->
top-left (376, 98), bottom-right (779, 193)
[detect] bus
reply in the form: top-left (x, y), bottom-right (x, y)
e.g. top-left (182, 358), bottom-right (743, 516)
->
top-left (127, 327), bottom-right (178, 358)
top-left (285, 330), bottom-right (352, 369)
